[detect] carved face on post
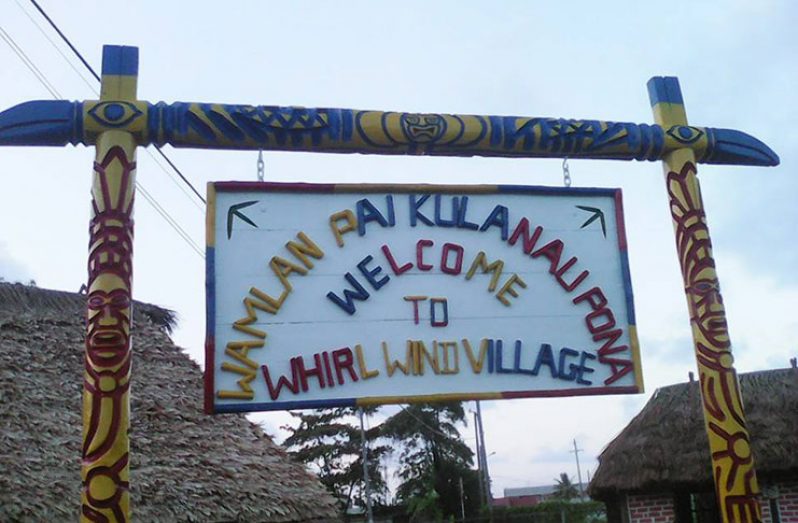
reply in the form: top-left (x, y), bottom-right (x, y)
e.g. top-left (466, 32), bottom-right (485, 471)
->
top-left (86, 281), bottom-right (130, 368)
top-left (86, 216), bottom-right (133, 369)
top-left (400, 114), bottom-right (446, 143)
top-left (687, 270), bottom-right (730, 351)
top-left (681, 232), bottom-right (731, 351)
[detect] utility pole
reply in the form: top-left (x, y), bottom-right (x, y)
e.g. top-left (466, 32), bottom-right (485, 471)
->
top-left (359, 408), bottom-right (374, 523)
top-left (570, 439), bottom-right (584, 499)
top-left (473, 410), bottom-right (485, 508)
top-left (475, 401), bottom-right (492, 514)
top-left (459, 476), bottom-right (466, 521)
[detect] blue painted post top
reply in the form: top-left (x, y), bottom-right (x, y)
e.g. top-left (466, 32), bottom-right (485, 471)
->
top-left (647, 76), bottom-right (685, 107)
top-left (101, 45), bottom-right (139, 77)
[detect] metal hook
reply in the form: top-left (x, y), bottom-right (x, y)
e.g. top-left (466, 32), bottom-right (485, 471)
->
top-left (562, 157), bottom-right (572, 187)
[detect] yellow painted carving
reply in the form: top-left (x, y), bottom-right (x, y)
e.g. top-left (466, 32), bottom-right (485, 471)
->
top-left (653, 97), bottom-right (761, 522)
top-left (355, 344), bottom-right (380, 380)
top-left (465, 251), bottom-right (505, 292)
top-left (225, 340), bottom-right (263, 369)
top-left (285, 231), bottom-right (324, 268)
top-left (217, 362), bottom-right (257, 399)
top-left (495, 274), bottom-right (527, 306)
top-left (81, 130), bottom-right (136, 522)
top-left (437, 341), bottom-right (460, 374)
top-left (462, 338), bottom-right (489, 374)
top-left (382, 341), bottom-right (411, 377)
top-left (329, 209), bottom-right (357, 247)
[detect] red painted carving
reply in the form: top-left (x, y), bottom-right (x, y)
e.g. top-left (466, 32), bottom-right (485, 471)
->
top-left (667, 161), bottom-right (761, 522)
top-left (82, 144), bottom-right (136, 522)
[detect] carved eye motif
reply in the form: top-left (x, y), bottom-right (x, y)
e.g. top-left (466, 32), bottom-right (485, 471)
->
top-left (691, 279), bottom-right (717, 295)
top-left (667, 125), bottom-right (704, 145)
top-left (89, 101), bottom-right (143, 128)
top-left (87, 294), bottom-right (107, 309)
top-left (108, 290), bottom-right (131, 308)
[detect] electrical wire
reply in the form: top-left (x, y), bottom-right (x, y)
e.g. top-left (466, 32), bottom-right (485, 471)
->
top-left (153, 147), bottom-right (206, 204)
top-left (137, 184), bottom-right (205, 257)
top-left (144, 148), bottom-right (205, 212)
top-left (0, 22), bottom-right (205, 258)
top-left (0, 25), bottom-right (60, 98)
top-left (10, 0), bottom-right (205, 211)
top-left (398, 404), bottom-right (459, 440)
top-left (26, 0), bottom-right (207, 205)
top-left (11, 0), bottom-right (97, 93)
top-left (27, 0), bottom-right (99, 82)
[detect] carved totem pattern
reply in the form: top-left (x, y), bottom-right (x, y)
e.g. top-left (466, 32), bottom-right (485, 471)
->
top-left (666, 157), bottom-right (761, 522)
top-left (82, 131), bottom-right (136, 522)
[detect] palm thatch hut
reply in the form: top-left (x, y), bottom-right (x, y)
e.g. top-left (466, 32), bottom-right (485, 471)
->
top-left (0, 282), bottom-right (339, 522)
top-left (589, 367), bottom-right (798, 523)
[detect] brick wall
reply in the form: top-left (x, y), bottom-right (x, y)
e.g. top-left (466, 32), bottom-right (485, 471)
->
top-left (762, 480), bottom-right (798, 523)
top-left (621, 479), bottom-right (798, 523)
top-left (627, 493), bottom-right (675, 523)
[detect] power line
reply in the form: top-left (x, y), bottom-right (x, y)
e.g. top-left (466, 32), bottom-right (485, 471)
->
top-left (137, 184), bottom-right (205, 257)
top-left (8, 3), bottom-right (204, 212)
top-left (0, 23), bottom-right (204, 258)
top-left (10, 1), bottom-right (205, 211)
top-left (26, 0), bottom-right (207, 205)
top-left (0, 25), bottom-right (60, 98)
top-left (144, 148), bottom-right (205, 212)
top-left (11, 0), bottom-right (97, 93)
top-left (152, 147), bottom-right (206, 204)
top-left (398, 404), bottom-right (457, 440)
top-left (27, 0), bottom-right (100, 82)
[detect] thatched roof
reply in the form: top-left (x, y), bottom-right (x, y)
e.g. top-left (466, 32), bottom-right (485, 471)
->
top-left (589, 367), bottom-right (798, 499)
top-left (0, 283), bottom-right (339, 522)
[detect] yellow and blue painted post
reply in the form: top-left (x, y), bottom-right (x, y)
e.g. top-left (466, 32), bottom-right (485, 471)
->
top-left (0, 44), bottom-right (779, 521)
top-left (649, 77), bottom-right (761, 522)
top-left (81, 46), bottom-right (138, 522)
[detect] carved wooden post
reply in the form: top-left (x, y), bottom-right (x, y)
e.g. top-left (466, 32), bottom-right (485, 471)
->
top-left (81, 46), bottom-right (138, 523)
top-left (0, 46), bottom-right (779, 521)
top-left (649, 76), bottom-right (762, 522)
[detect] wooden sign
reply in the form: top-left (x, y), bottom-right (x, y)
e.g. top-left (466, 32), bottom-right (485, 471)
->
top-left (205, 182), bottom-right (642, 413)
top-left (2, 41), bottom-right (775, 519)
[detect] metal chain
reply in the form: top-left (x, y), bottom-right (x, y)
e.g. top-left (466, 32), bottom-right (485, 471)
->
top-left (257, 150), bottom-right (265, 182)
top-left (562, 157), bottom-right (572, 187)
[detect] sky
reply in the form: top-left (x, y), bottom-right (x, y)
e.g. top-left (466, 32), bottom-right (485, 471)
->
top-left (0, 0), bottom-right (796, 499)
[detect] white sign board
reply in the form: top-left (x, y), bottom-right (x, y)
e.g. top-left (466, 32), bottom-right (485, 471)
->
top-left (205, 182), bottom-right (642, 413)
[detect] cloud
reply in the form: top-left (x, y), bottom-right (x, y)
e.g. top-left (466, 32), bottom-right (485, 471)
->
top-left (717, 252), bottom-right (798, 371)
top-left (0, 242), bottom-right (33, 283)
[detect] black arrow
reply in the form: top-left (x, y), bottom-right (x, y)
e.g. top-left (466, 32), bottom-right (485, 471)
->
top-left (576, 205), bottom-right (606, 238)
top-left (227, 200), bottom-right (258, 239)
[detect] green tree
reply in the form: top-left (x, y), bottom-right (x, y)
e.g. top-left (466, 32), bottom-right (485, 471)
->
top-left (554, 472), bottom-right (579, 500)
top-left (282, 407), bottom-right (388, 512)
top-left (382, 402), bottom-right (480, 520)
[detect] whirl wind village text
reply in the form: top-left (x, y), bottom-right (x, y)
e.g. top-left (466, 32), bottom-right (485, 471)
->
top-left (215, 192), bottom-right (634, 402)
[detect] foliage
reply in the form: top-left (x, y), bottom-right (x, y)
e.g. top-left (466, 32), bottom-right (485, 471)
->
top-left (553, 472), bottom-right (579, 500)
top-left (489, 499), bottom-right (606, 523)
top-left (405, 475), bottom-right (442, 522)
top-left (282, 407), bottom-right (389, 512)
top-left (381, 402), bottom-right (480, 520)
